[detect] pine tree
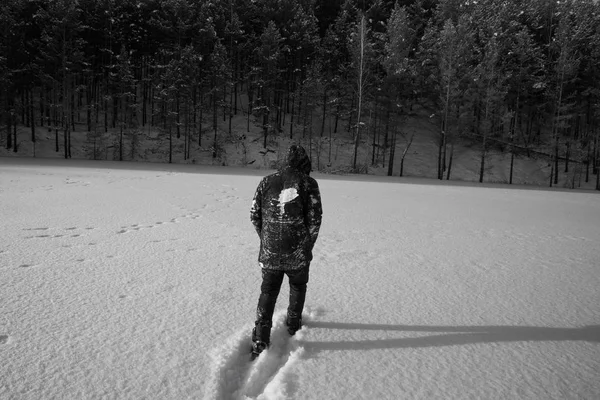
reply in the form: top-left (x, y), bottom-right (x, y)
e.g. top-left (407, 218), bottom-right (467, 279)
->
top-left (420, 15), bottom-right (474, 180)
top-left (255, 21), bottom-right (283, 149)
top-left (383, 2), bottom-right (415, 176)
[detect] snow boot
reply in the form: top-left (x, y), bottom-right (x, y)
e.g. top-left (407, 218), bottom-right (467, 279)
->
top-left (250, 326), bottom-right (270, 361)
top-left (286, 315), bottom-right (302, 336)
top-left (250, 340), bottom-right (268, 361)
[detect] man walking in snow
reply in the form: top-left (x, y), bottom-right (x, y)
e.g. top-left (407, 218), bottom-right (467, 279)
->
top-left (249, 145), bottom-right (323, 359)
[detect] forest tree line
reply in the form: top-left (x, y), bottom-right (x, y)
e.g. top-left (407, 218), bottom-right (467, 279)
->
top-left (1, 0), bottom-right (599, 189)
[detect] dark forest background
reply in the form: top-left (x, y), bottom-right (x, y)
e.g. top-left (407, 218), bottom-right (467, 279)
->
top-left (1, 0), bottom-right (599, 189)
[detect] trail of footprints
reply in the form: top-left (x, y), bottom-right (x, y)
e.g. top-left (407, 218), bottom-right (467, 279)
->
top-left (11, 226), bottom-right (98, 269)
top-left (23, 226), bottom-right (94, 240)
top-left (13, 186), bottom-right (242, 269)
top-left (116, 184), bottom-right (241, 235)
top-left (116, 210), bottom-right (202, 235)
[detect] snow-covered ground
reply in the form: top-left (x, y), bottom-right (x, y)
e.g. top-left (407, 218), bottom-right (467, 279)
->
top-left (1, 157), bottom-right (599, 400)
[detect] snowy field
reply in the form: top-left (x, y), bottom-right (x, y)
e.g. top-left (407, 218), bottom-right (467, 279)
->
top-left (1, 157), bottom-right (599, 400)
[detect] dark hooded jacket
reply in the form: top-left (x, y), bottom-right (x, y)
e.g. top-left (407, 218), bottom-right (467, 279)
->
top-left (250, 145), bottom-right (323, 270)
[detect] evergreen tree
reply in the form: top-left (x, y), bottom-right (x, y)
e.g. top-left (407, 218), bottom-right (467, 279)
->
top-left (383, 2), bottom-right (415, 176)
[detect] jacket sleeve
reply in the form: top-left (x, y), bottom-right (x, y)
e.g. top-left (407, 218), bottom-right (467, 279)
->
top-left (250, 179), bottom-right (263, 237)
top-left (305, 177), bottom-right (323, 248)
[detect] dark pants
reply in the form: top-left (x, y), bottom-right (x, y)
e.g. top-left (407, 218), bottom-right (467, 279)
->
top-left (253, 267), bottom-right (309, 344)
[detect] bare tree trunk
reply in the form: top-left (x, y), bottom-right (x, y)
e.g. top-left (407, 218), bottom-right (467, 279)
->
top-left (229, 82), bottom-right (233, 135)
top-left (30, 88), bottom-right (35, 144)
top-left (199, 86), bottom-right (203, 146)
top-left (383, 103), bottom-right (390, 168)
top-left (53, 85), bottom-right (59, 152)
top-left (213, 83), bottom-right (218, 158)
top-left (596, 158), bottom-right (600, 190)
top-left (12, 113), bottom-right (17, 152)
top-left (509, 94), bottom-right (519, 184)
top-left (248, 84), bottom-right (253, 134)
top-left (565, 141), bottom-right (570, 173)
top-left (553, 134), bottom-right (560, 185)
top-left (176, 93), bottom-right (181, 138)
top-left (169, 123), bottom-right (173, 164)
top-left (334, 89), bottom-right (340, 134)
top-left (446, 140), bottom-right (454, 180)
top-left (63, 69), bottom-right (69, 159)
top-left (479, 84), bottom-right (494, 184)
top-left (320, 90), bottom-right (327, 137)
top-left (439, 78), bottom-right (451, 180)
top-left (479, 128), bottom-right (487, 183)
top-left (585, 140), bottom-right (590, 183)
top-left (387, 126), bottom-right (397, 176)
top-left (352, 16), bottom-right (367, 172)
top-left (5, 102), bottom-right (11, 150)
top-left (593, 131), bottom-right (598, 175)
top-left (401, 133), bottom-right (414, 177)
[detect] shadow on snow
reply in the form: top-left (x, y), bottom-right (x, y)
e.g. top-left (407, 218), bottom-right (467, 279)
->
top-left (300, 321), bottom-right (600, 352)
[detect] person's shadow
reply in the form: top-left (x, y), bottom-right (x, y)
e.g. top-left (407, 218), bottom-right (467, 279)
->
top-left (300, 321), bottom-right (600, 354)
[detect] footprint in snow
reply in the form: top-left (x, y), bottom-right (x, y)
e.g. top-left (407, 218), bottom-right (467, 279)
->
top-left (204, 311), bottom-right (305, 400)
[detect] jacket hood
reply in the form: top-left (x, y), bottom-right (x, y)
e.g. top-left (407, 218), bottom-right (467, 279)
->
top-left (284, 145), bottom-right (311, 175)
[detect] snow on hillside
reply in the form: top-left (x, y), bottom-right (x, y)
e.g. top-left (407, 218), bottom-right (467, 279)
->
top-left (1, 157), bottom-right (599, 399)
top-left (2, 103), bottom-right (596, 191)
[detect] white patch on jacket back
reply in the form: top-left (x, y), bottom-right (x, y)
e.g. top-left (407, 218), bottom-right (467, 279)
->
top-left (278, 188), bottom-right (298, 214)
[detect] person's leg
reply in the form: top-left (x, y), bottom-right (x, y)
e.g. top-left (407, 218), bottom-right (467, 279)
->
top-left (254, 268), bottom-right (285, 347)
top-left (286, 266), bottom-right (309, 335)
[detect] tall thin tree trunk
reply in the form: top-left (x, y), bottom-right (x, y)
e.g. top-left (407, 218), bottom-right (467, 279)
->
top-left (446, 140), bottom-right (454, 180)
top-left (402, 134), bottom-right (414, 177)
top-left (383, 103), bottom-right (390, 168)
top-left (353, 16), bottom-right (367, 172)
top-left (12, 113), bottom-right (17, 152)
top-left (213, 84), bottom-right (218, 158)
top-left (509, 94), bottom-right (519, 185)
top-left (387, 126), bottom-right (397, 176)
top-left (440, 79), bottom-right (451, 180)
top-left (21, 90), bottom-right (26, 125)
top-left (169, 123), bottom-right (173, 164)
top-left (30, 88), bottom-right (35, 144)
top-left (6, 97), bottom-right (12, 150)
top-left (71, 86), bottom-right (75, 132)
top-left (104, 90), bottom-right (108, 133)
top-left (565, 141), bottom-right (570, 173)
top-left (334, 89), bottom-right (340, 134)
top-left (247, 84), bottom-right (252, 133)
top-left (176, 93), bottom-right (181, 138)
top-left (320, 90), bottom-right (327, 137)
top-left (199, 86), bottom-right (203, 146)
top-left (53, 86), bottom-right (59, 152)
top-left (119, 97), bottom-right (124, 161)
